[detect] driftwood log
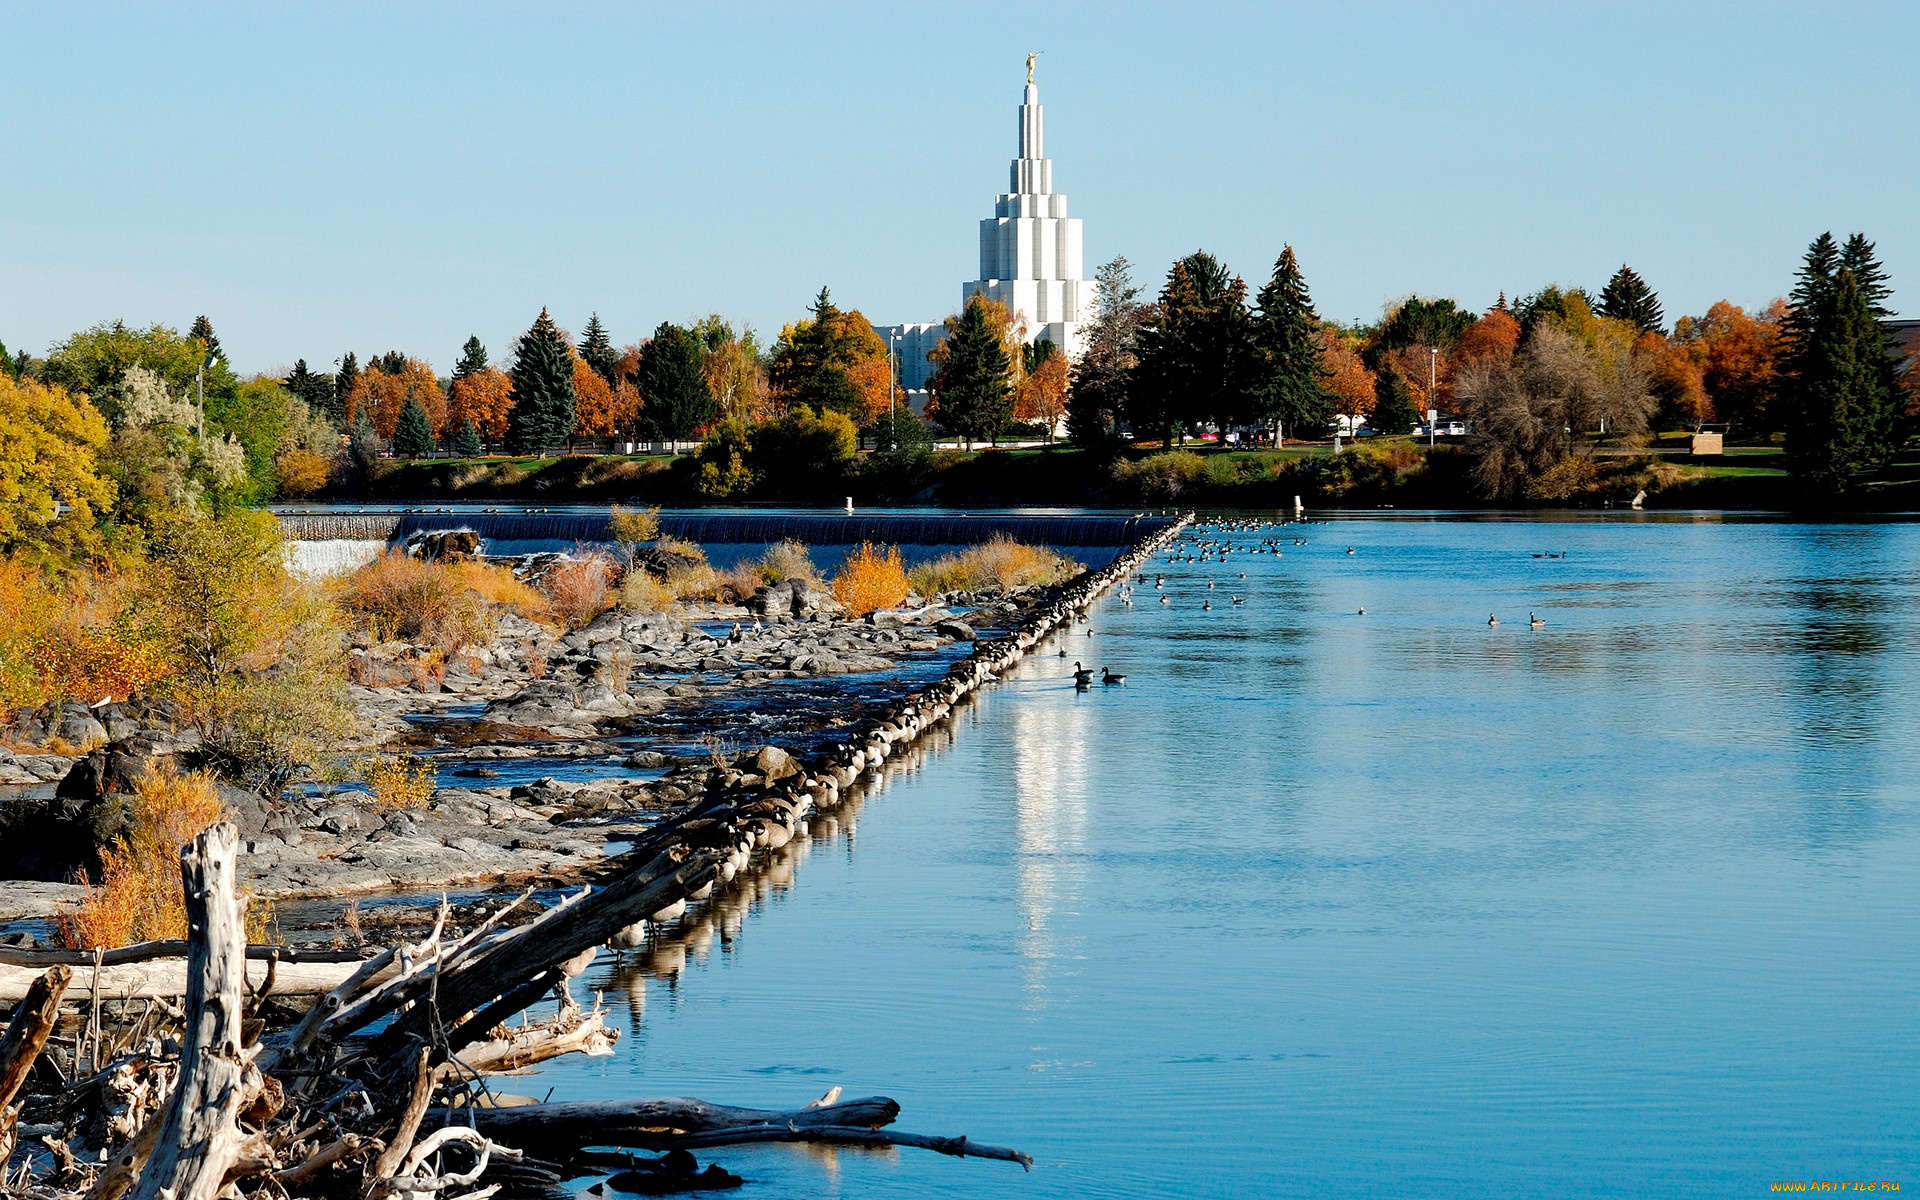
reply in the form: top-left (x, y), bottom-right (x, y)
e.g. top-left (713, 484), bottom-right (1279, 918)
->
top-left (0, 964), bottom-right (71, 1163)
top-left (126, 823), bottom-right (271, 1200)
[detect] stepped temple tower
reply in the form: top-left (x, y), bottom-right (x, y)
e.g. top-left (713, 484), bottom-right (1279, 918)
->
top-left (881, 58), bottom-right (1090, 398)
top-left (963, 57), bottom-right (1090, 358)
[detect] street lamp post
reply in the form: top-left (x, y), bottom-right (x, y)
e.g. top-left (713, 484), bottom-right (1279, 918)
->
top-left (1427, 347), bottom-right (1438, 448)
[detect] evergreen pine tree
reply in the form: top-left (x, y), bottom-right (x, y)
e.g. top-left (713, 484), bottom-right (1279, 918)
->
top-left (1249, 246), bottom-right (1334, 439)
top-left (1132, 252), bottom-right (1254, 445)
top-left (1780, 232), bottom-right (1842, 364)
top-left (1596, 265), bottom-right (1664, 333)
top-left (452, 336), bottom-right (489, 381)
top-left (189, 315), bottom-right (223, 360)
top-left (0, 340), bottom-right (14, 380)
top-left (374, 350), bottom-right (407, 376)
top-left (284, 359), bottom-right (336, 419)
top-left (633, 322), bottom-right (715, 440)
top-left (506, 308), bottom-right (578, 454)
top-left (1839, 233), bottom-right (1895, 320)
top-left (928, 295), bottom-right (1014, 448)
top-left (450, 418), bottom-right (485, 458)
top-left (577, 313), bottom-right (619, 386)
top-left (333, 352), bottom-right (359, 426)
top-left (392, 397), bottom-right (436, 458)
top-left (1782, 269), bottom-right (1901, 494)
top-left (1370, 367), bottom-right (1420, 435)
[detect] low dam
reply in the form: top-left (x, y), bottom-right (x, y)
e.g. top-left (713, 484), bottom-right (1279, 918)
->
top-left (277, 510), bottom-right (1178, 551)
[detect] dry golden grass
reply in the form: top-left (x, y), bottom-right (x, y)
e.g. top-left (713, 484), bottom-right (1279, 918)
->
top-left (543, 554), bottom-right (618, 630)
top-left (907, 536), bottom-right (1077, 597)
top-left (59, 763), bottom-right (224, 949)
top-left (617, 569), bottom-right (677, 614)
top-left (831, 542), bottom-right (910, 617)
top-left (758, 539), bottom-right (820, 584)
top-left (337, 552), bottom-right (491, 650)
top-left (363, 753), bottom-right (437, 809)
top-left (451, 560), bottom-right (550, 620)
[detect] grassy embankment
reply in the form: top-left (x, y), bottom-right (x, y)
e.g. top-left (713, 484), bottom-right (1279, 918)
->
top-left (325, 438), bottom-right (1920, 511)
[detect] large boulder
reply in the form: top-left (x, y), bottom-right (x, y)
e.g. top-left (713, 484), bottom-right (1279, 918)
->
top-left (746, 577), bottom-right (841, 618)
top-left (0, 736), bottom-right (169, 882)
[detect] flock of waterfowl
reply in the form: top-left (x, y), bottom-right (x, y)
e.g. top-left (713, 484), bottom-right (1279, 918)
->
top-left (1075, 516), bottom-right (1564, 690)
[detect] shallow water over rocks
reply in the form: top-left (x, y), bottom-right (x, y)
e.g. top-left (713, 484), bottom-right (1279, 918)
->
top-left (527, 514), bottom-right (1920, 1198)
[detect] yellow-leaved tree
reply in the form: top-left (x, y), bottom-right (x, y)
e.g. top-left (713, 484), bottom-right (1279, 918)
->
top-left (0, 373), bottom-right (115, 557)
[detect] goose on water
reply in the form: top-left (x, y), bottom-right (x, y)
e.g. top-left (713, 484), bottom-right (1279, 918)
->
top-left (1488, 613), bottom-right (1500, 626)
top-left (1072, 661), bottom-right (1095, 685)
top-left (1530, 612), bottom-right (1546, 628)
top-left (1101, 667), bottom-right (1126, 685)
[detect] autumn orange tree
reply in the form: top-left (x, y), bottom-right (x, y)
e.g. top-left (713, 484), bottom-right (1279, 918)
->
top-left (572, 355), bottom-right (635, 440)
top-left (447, 366), bottom-right (514, 441)
top-left (1015, 339), bottom-right (1071, 436)
top-left (347, 356), bottom-right (445, 439)
top-left (1318, 327), bottom-right (1375, 416)
top-left (1673, 300), bottom-right (1784, 434)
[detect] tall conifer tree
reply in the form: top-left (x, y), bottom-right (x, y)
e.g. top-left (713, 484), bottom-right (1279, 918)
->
top-left (452, 336), bottom-right (489, 381)
top-left (577, 314), bottom-right (619, 386)
top-left (333, 352), bottom-right (359, 426)
top-left (506, 308), bottom-right (578, 454)
top-left (1782, 269), bottom-right (1900, 493)
top-left (1370, 366), bottom-right (1420, 435)
top-left (1597, 265), bottom-right (1665, 333)
top-left (928, 295), bottom-right (1014, 448)
top-left (634, 322), bottom-right (716, 440)
top-left (1250, 246), bottom-right (1334, 439)
top-left (392, 396), bottom-right (435, 458)
top-left (189, 315), bottom-right (223, 360)
top-left (449, 418), bottom-right (485, 457)
top-left (1132, 252), bottom-right (1254, 446)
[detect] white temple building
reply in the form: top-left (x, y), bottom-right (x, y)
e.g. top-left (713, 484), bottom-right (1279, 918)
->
top-left (963, 67), bottom-right (1091, 359)
top-left (880, 61), bottom-right (1090, 396)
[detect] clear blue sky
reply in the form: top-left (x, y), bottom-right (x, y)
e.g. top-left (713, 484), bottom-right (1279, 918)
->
top-left (3, 1), bottom-right (1914, 376)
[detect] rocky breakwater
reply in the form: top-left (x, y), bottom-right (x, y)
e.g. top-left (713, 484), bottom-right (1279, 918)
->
top-left (555, 515), bottom-right (1192, 965)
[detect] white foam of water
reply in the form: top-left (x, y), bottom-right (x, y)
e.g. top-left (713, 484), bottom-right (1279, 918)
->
top-left (286, 538), bottom-right (385, 578)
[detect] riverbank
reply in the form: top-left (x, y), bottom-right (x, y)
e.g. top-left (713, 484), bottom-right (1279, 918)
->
top-left (315, 441), bottom-right (1920, 512)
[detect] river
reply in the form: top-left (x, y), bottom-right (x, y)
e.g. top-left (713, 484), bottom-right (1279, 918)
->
top-left (528, 513), bottom-right (1920, 1198)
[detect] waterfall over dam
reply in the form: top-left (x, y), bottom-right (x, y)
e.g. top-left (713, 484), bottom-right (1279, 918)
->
top-left (276, 510), bottom-right (1175, 550)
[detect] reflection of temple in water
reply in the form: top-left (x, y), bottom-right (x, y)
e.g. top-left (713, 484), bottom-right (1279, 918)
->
top-left (1009, 682), bottom-right (1093, 1005)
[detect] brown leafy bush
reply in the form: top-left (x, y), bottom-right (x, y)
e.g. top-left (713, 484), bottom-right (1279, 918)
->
top-left (543, 553), bottom-right (618, 630)
top-left (338, 552), bottom-right (491, 650)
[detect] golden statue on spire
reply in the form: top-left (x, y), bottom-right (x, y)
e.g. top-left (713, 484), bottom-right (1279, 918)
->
top-left (1026, 51), bottom-right (1042, 85)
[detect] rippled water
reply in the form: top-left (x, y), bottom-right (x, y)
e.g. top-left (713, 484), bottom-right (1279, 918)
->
top-left (538, 515), bottom-right (1920, 1198)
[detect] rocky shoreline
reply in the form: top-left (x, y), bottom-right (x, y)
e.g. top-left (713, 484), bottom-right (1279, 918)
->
top-left (0, 530), bottom-right (1183, 938)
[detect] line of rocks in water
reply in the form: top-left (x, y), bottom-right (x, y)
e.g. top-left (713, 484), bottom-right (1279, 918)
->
top-left (577, 515), bottom-right (1191, 949)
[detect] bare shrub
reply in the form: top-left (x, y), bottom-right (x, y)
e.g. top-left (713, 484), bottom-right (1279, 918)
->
top-left (543, 553), bottom-right (618, 630)
top-left (758, 540), bottom-right (820, 584)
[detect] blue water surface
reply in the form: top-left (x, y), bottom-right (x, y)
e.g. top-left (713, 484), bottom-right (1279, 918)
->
top-left (534, 514), bottom-right (1920, 1198)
